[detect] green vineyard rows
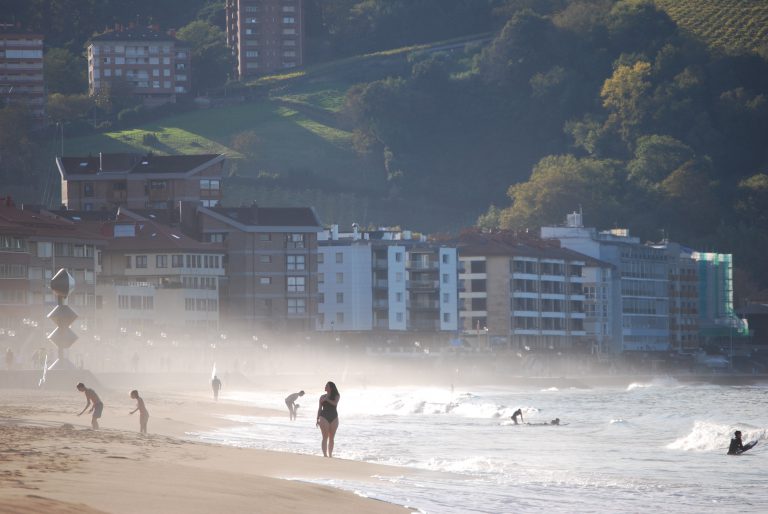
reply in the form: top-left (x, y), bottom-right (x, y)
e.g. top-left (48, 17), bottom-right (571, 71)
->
top-left (655, 0), bottom-right (768, 54)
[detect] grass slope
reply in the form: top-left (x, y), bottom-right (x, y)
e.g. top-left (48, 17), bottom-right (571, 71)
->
top-left (62, 35), bottom-right (490, 231)
top-left (655, 0), bottom-right (768, 54)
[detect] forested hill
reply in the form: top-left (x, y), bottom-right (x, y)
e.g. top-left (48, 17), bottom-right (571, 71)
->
top-left (2, 0), bottom-right (768, 297)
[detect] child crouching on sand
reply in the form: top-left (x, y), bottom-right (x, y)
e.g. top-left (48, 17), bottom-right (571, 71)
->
top-left (129, 390), bottom-right (149, 434)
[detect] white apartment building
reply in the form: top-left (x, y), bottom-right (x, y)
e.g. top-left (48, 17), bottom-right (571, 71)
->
top-left (317, 226), bottom-right (458, 334)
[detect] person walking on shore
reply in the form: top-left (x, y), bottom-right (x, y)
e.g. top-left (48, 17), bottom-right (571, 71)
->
top-left (76, 382), bottom-right (103, 430)
top-left (211, 375), bottom-right (222, 401)
top-left (129, 389), bottom-right (149, 434)
top-left (316, 381), bottom-right (340, 457)
top-left (285, 390), bottom-right (304, 420)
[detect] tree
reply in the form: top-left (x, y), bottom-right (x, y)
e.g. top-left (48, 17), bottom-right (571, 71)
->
top-left (46, 93), bottom-right (94, 122)
top-left (44, 47), bottom-right (87, 95)
top-left (600, 60), bottom-right (652, 147)
top-left (499, 154), bottom-right (626, 229)
top-left (175, 20), bottom-right (231, 94)
top-left (627, 134), bottom-right (694, 185)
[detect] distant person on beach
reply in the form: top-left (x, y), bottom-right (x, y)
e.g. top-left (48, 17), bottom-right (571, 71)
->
top-left (550, 418), bottom-right (560, 426)
top-left (317, 381), bottom-right (340, 457)
top-left (511, 409), bottom-right (524, 425)
top-left (728, 430), bottom-right (744, 455)
top-left (129, 390), bottom-right (149, 434)
top-left (285, 390), bottom-right (305, 420)
top-left (212, 375), bottom-right (222, 401)
top-left (76, 382), bottom-right (103, 429)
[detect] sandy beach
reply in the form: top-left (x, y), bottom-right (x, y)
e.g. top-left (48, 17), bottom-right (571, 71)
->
top-left (0, 388), bottom-right (417, 514)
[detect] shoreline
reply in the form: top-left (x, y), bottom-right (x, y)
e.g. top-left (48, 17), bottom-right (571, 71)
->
top-left (0, 388), bottom-right (430, 514)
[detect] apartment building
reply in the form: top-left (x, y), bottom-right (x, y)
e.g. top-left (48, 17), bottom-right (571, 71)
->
top-left (316, 225), bottom-right (459, 335)
top-left (180, 202), bottom-right (322, 334)
top-left (226, 0), bottom-right (304, 78)
top-left (0, 25), bottom-right (44, 121)
top-left (57, 153), bottom-right (225, 211)
top-left (0, 202), bottom-right (105, 339)
top-left (542, 213), bottom-right (673, 353)
top-left (61, 208), bottom-right (226, 339)
top-left (87, 26), bottom-right (191, 105)
top-left (456, 230), bottom-right (604, 352)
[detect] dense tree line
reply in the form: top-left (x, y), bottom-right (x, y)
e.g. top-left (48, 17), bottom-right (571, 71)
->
top-left (340, 0), bottom-right (768, 294)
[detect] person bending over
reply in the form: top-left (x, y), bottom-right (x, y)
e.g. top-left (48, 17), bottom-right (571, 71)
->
top-left (285, 390), bottom-right (305, 420)
top-left (77, 382), bottom-right (103, 430)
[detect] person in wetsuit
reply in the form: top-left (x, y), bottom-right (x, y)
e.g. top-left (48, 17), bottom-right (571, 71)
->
top-left (728, 430), bottom-right (744, 455)
top-left (511, 408), bottom-right (524, 425)
top-left (316, 381), bottom-right (340, 457)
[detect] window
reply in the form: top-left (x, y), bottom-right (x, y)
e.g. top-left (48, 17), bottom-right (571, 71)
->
top-left (395, 253), bottom-right (403, 262)
top-left (260, 277), bottom-right (271, 285)
top-left (396, 292), bottom-right (403, 303)
top-left (288, 233), bottom-right (304, 248)
top-left (442, 273), bottom-right (450, 284)
top-left (318, 273), bottom-right (324, 284)
top-left (335, 272), bottom-right (343, 284)
top-left (259, 233), bottom-right (271, 241)
top-left (84, 182), bottom-right (94, 197)
top-left (260, 255), bottom-right (272, 263)
top-left (442, 253), bottom-right (450, 264)
top-left (200, 179), bottom-right (220, 196)
top-left (287, 276), bottom-right (305, 292)
top-left (395, 272), bottom-right (403, 282)
top-left (136, 256), bottom-right (148, 268)
top-left (172, 255), bottom-right (184, 268)
top-left (156, 255), bottom-right (167, 268)
top-left (287, 255), bottom-right (305, 271)
top-left (287, 298), bottom-right (306, 314)
top-left (396, 312), bottom-right (403, 322)
top-left (443, 313), bottom-right (451, 323)
top-left (336, 312), bottom-right (344, 324)
top-left (443, 293), bottom-right (450, 304)
top-left (335, 252), bottom-right (343, 264)
top-left (336, 292), bottom-right (344, 303)
top-left (206, 233), bottom-right (225, 243)
top-left (126, 256), bottom-right (132, 269)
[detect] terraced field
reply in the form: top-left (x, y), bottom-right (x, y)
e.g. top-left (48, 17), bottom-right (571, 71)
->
top-left (656, 0), bottom-right (768, 53)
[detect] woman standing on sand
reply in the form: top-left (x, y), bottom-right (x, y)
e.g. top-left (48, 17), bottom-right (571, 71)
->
top-left (316, 381), bottom-right (340, 457)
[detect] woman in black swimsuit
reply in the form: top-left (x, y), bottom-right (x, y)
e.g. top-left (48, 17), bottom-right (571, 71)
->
top-left (316, 381), bottom-right (340, 457)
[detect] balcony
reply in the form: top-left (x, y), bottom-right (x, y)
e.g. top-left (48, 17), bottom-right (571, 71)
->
top-left (407, 279), bottom-right (439, 290)
top-left (410, 300), bottom-right (439, 310)
top-left (407, 261), bottom-right (438, 270)
top-left (373, 299), bottom-right (389, 309)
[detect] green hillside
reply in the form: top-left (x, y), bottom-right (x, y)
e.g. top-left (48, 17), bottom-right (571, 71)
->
top-left (62, 37), bottom-right (486, 231)
top-left (655, 0), bottom-right (768, 53)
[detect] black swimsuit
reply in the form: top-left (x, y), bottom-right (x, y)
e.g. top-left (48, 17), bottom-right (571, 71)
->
top-left (319, 398), bottom-right (338, 423)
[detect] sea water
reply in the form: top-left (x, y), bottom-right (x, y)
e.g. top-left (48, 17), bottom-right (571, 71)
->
top-left (193, 380), bottom-right (768, 513)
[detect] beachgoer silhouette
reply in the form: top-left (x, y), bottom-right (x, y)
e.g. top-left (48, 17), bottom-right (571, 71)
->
top-left (129, 389), bottom-right (149, 434)
top-left (550, 418), bottom-right (560, 425)
top-left (5, 348), bottom-right (13, 370)
top-left (317, 381), bottom-right (340, 457)
top-left (211, 375), bottom-right (222, 400)
top-left (285, 390), bottom-right (305, 420)
top-left (511, 408), bottom-right (524, 424)
top-left (76, 382), bottom-right (103, 429)
top-left (728, 430), bottom-right (744, 455)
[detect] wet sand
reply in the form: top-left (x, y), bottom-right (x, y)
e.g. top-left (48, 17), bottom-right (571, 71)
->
top-left (0, 389), bottom-right (416, 514)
